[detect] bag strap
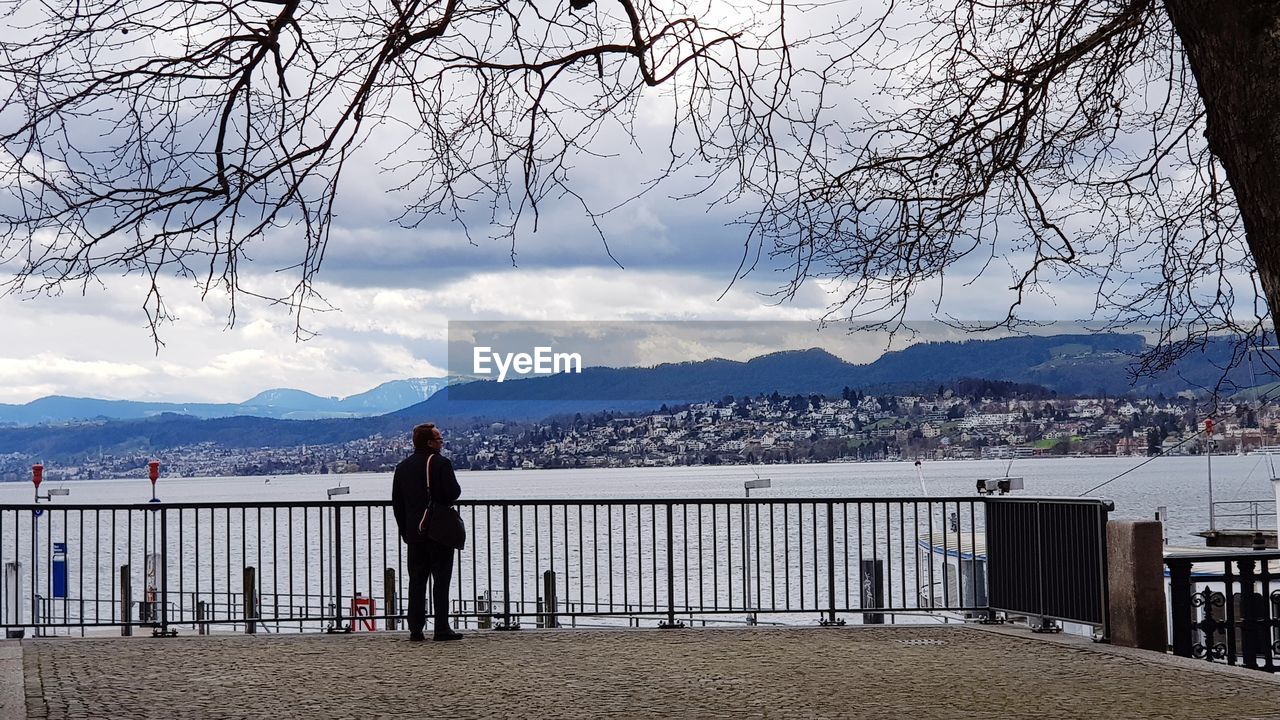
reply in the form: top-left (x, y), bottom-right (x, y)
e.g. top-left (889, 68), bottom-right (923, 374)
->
top-left (425, 453), bottom-right (434, 499)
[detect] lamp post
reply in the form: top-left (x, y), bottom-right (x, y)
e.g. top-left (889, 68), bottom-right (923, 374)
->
top-left (148, 460), bottom-right (160, 502)
top-left (325, 485), bottom-right (350, 633)
top-left (1204, 418), bottom-right (1215, 531)
top-left (32, 464), bottom-right (70, 503)
top-left (31, 464), bottom-right (69, 636)
top-left (742, 478), bottom-right (770, 619)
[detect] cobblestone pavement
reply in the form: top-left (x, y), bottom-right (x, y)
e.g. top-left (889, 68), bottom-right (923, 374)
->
top-left (18, 625), bottom-right (1280, 719)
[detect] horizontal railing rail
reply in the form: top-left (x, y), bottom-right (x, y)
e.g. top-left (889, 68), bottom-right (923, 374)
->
top-left (0, 497), bottom-right (992, 634)
top-left (1209, 500), bottom-right (1277, 531)
top-left (1166, 550), bottom-right (1280, 673)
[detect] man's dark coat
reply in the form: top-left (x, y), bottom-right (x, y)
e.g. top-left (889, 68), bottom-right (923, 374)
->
top-left (392, 450), bottom-right (461, 545)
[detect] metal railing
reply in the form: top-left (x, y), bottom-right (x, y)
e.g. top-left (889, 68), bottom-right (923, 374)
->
top-left (0, 496), bottom-right (1109, 636)
top-left (1166, 550), bottom-right (1280, 673)
top-left (1209, 500), bottom-right (1277, 531)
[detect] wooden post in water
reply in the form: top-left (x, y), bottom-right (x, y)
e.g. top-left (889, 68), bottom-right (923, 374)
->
top-left (196, 600), bottom-right (207, 635)
top-left (119, 565), bottom-right (132, 637)
top-left (384, 568), bottom-right (397, 631)
top-left (243, 567), bottom-right (256, 634)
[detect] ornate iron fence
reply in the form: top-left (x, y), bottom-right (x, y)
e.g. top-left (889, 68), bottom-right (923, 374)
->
top-left (1166, 550), bottom-right (1280, 672)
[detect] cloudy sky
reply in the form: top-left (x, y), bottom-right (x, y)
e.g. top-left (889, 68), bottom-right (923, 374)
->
top-left (0, 2), bottom-right (1168, 405)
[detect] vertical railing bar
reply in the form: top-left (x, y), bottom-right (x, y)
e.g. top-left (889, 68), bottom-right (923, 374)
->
top-left (534, 504), bottom-right (541, 618)
top-left (378, 504), bottom-right (389, 627)
top-left (486, 506), bottom-right (494, 619)
top-left (591, 505), bottom-right (598, 614)
top-left (605, 504), bottom-right (612, 613)
top-left (78, 510), bottom-right (85, 626)
top-left (578, 504), bottom-right (585, 615)
top-left (747, 502), bottom-right (757, 607)
top-left (126, 509), bottom-right (132, 628)
top-left (666, 503), bottom-right (676, 626)
top-left (0, 510), bottom-right (5, 626)
top-left (287, 508), bottom-right (294, 624)
top-left (651, 504), bottom-right (658, 613)
top-left (622, 502), bottom-right (629, 611)
top-left (551, 503), bottom-right (560, 619)
top-left (563, 504), bottom-right (570, 617)
top-left (926, 501), bottom-right (934, 610)
top-left (969, 501), bottom-right (978, 611)
top-left (240, 507), bottom-right (247, 623)
top-left (502, 505), bottom-right (511, 624)
top-left (520, 505), bottom-right (527, 619)
top-left (159, 507), bottom-right (169, 635)
top-left (811, 502), bottom-right (818, 613)
top-left (365, 506), bottom-right (373, 622)
top-left (870, 502), bottom-right (877, 611)
top-left (901, 499), bottom-right (911, 609)
top-left (841, 503), bottom-right (849, 610)
top-left (725, 501), bottom-right (735, 611)
top-left (305, 508), bottom-right (312, 624)
top-left (826, 501), bottom-right (836, 623)
top-left (697, 504), bottom-right (704, 612)
top-left (1258, 558), bottom-right (1274, 671)
top-left (1225, 559), bottom-right (1238, 664)
top-left (682, 504), bottom-right (690, 616)
top-left (711, 503), bottom-right (719, 611)
top-left (911, 502), bottom-right (919, 610)
top-left (783, 503), bottom-right (791, 611)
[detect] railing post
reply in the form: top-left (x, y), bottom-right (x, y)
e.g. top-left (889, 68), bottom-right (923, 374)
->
top-left (660, 503), bottom-right (683, 628)
top-left (244, 566), bottom-right (256, 635)
top-left (541, 572), bottom-right (557, 629)
top-left (384, 568), bottom-right (397, 631)
top-left (196, 600), bottom-right (207, 635)
top-left (502, 505), bottom-right (512, 628)
top-left (154, 507), bottom-right (175, 637)
top-left (119, 564), bottom-right (131, 637)
top-left (332, 505), bottom-right (342, 632)
top-left (1168, 558), bottom-right (1193, 657)
top-left (821, 502), bottom-right (842, 626)
top-left (1238, 558), bottom-right (1258, 670)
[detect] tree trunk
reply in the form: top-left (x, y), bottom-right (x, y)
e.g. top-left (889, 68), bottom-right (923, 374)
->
top-left (1164, 0), bottom-right (1280, 326)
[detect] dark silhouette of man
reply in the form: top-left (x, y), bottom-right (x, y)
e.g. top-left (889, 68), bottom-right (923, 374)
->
top-left (392, 422), bottom-right (463, 641)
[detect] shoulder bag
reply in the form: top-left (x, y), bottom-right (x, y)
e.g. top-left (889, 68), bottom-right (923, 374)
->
top-left (418, 454), bottom-right (466, 550)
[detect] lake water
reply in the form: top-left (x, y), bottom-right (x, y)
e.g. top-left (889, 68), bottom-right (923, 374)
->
top-left (3, 454), bottom-right (1276, 547)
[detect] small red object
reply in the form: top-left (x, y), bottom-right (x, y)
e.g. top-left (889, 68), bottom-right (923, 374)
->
top-left (1204, 419), bottom-right (1214, 434)
top-left (148, 461), bottom-right (160, 484)
top-left (32, 464), bottom-right (43, 488)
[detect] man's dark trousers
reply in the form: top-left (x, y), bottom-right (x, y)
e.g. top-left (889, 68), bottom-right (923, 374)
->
top-left (407, 539), bottom-right (455, 635)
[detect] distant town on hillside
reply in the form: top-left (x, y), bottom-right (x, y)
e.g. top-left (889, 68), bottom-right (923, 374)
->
top-left (3, 379), bottom-right (1267, 480)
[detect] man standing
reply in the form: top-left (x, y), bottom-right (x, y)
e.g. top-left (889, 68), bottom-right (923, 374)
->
top-left (392, 422), bottom-right (464, 641)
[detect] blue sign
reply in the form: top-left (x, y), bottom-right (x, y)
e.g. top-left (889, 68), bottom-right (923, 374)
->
top-left (53, 542), bottom-right (66, 554)
top-left (32, 509), bottom-right (42, 518)
top-left (52, 556), bottom-right (66, 598)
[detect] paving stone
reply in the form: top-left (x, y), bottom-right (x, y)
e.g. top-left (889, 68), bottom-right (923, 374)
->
top-left (17, 626), bottom-right (1280, 719)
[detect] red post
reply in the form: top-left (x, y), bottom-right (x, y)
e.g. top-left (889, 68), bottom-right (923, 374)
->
top-left (31, 464), bottom-right (43, 488)
top-left (148, 460), bottom-right (160, 502)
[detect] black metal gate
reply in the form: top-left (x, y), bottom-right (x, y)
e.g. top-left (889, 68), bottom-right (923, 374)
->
top-left (985, 497), bottom-right (1110, 632)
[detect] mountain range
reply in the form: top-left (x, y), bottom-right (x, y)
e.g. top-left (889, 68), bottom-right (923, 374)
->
top-left (0, 377), bottom-right (449, 426)
top-left (0, 333), bottom-right (1270, 460)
